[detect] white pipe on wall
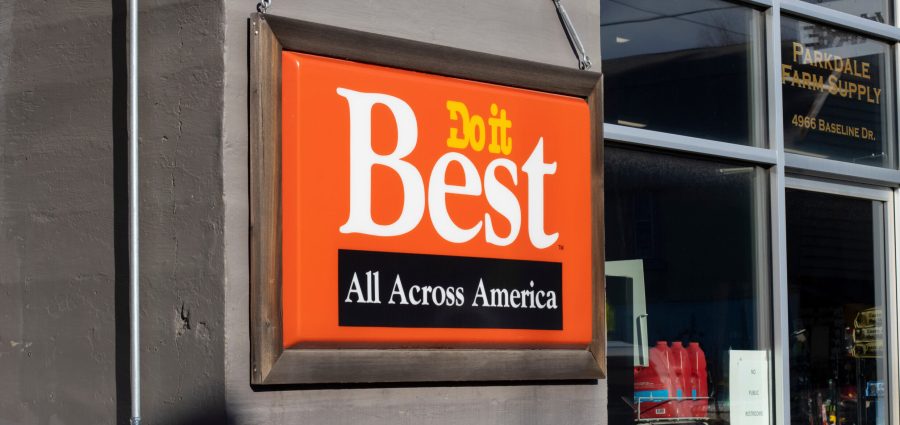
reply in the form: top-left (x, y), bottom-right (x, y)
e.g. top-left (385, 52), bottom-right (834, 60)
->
top-left (127, 0), bottom-right (141, 423)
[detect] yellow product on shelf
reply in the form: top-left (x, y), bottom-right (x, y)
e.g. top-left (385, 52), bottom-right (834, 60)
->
top-left (851, 340), bottom-right (883, 359)
top-left (850, 308), bottom-right (883, 358)
top-left (853, 308), bottom-right (882, 328)
top-left (852, 325), bottom-right (882, 343)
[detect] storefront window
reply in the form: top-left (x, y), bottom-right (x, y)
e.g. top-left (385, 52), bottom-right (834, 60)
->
top-left (780, 16), bottom-right (895, 168)
top-left (601, 0), bottom-right (764, 146)
top-left (786, 189), bottom-right (889, 425)
top-left (605, 147), bottom-right (770, 424)
top-left (799, 0), bottom-right (891, 25)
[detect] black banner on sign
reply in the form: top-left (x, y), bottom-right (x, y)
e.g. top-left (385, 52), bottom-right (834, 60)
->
top-left (338, 250), bottom-right (563, 330)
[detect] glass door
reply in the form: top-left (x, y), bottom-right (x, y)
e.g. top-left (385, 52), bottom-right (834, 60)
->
top-left (785, 179), bottom-right (891, 425)
top-left (604, 147), bottom-right (771, 425)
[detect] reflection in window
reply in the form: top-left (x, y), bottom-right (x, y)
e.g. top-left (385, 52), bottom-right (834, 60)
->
top-left (601, 0), bottom-right (764, 146)
top-left (800, 0), bottom-right (892, 25)
top-left (605, 147), bottom-right (769, 424)
top-left (787, 190), bottom-right (888, 425)
top-left (781, 16), bottom-right (895, 167)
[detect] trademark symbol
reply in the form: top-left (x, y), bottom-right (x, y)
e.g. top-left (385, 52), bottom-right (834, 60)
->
top-left (558, 244), bottom-right (564, 250)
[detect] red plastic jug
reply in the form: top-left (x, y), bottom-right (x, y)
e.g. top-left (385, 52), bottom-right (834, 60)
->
top-left (634, 341), bottom-right (675, 419)
top-left (670, 341), bottom-right (690, 417)
top-left (687, 342), bottom-right (708, 418)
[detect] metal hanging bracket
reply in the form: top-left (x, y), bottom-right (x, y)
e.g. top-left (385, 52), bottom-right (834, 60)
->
top-left (257, 0), bottom-right (271, 14)
top-left (552, 0), bottom-right (592, 70)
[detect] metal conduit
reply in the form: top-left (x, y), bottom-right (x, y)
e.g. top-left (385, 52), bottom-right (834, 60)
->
top-left (127, 0), bottom-right (141, 423)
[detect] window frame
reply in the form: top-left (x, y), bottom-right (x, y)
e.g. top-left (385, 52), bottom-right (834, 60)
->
top-left (781, 176), bottom-right (898, 425)
top-left (601, 0), bottom-right (900, 423)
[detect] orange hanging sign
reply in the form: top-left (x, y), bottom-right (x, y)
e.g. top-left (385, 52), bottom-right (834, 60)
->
top-left (281, 51), bottom-right (592, 348)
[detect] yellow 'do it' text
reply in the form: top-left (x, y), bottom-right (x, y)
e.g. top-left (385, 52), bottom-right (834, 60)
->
top-left (447, 100), bottom-right (513, 155)
top-left (781, 42), bottom-right (882, 105)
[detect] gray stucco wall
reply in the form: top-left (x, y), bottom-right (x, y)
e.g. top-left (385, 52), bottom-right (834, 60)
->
top-left (222, 1), bottom-right (606, 424)
top-left (1, 1), bottom-right (604, 423)
top-left (0, 1), bottom-right (226, 424)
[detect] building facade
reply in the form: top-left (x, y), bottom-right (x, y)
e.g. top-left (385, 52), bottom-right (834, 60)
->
top-left (3, 0), bottom-right (900, 424)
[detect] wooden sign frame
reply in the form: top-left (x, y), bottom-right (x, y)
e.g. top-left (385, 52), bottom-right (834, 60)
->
top-left (249, 12), bottom-right (605, 385)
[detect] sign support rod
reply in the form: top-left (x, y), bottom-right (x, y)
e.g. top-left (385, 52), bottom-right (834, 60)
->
top-left (552, 0), bottom-right (592, 70)
top-left (127, 0), bottom-right (141, 423)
